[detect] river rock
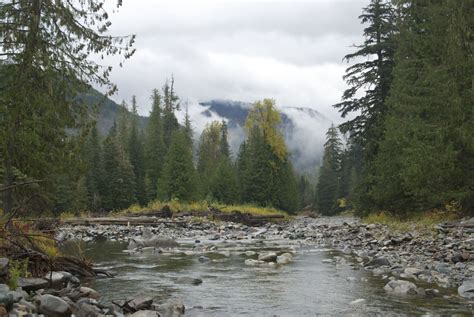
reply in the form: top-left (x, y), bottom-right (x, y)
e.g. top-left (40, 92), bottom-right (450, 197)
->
top-left (383, 280), bottom-right (418, 295)
top-left (458, 278), bottom-right (474, 299)
top-left (18, 277), bottom-right (48, 292)
top-left (404, 267), bottom-right (422, 276)
top-left (365, 257), bottom-right (390, 268)
top-left (0, 258), bottom-right (8, 276)
top-left (258, 252), bottom-right (277, 262)
top-left (0, 284), bottom-right (9, 292)
top-left (79, 287), bottom-right (101, 300)
top-left (244, 259), bottom-right (265, 266)
top-left (152, 300), bottom-right (185, 317)
top-left (39, 294), bottom-right (71, 317)
top-left (128, 296), bottom-right (153, 310)
top-left (176, 277), bottom-right (202, 286)
top-left (44, 271), bottom-right (71, 289)
top-left (0, 292), bottom-right (14, 311)
top-left (276, 253), bottom-right (293, 264)
top-left (130, 310), bottom-right (160, 317)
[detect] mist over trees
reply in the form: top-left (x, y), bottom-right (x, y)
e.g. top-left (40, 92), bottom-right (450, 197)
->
top-left (316, 0), bottom-right (473, 216)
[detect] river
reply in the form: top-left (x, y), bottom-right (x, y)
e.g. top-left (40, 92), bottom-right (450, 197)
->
top-left (63, 236), bottom-right (473, 316)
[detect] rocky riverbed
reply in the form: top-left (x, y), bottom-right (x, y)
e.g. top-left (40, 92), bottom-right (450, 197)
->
top-left (1, 215), bottom-right (473, 316)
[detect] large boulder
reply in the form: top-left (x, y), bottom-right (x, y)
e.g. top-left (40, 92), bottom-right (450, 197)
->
top-left (383, 280), bottom-right (418, 295)
top-left (39, 294), bottom-right (71, 317)
top-left (458, 279), bottom-right (474, 299)
top-left (17, 277), bottom-right (48, 292)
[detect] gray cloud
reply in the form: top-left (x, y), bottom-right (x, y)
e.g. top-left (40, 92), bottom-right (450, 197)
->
top-left (97, 0), bottom-right (369, 123)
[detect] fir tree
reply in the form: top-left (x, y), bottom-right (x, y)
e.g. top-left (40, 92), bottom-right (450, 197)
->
top-left (315, 125), bottom-right (343, 215)
top-left (157, 131), bottom-right (198, 201)
top-left (145, 89), bottom-right (166, 200)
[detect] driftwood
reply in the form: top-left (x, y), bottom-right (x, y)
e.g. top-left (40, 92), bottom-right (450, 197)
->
top-left (61, 206), bottom-right (285, 227)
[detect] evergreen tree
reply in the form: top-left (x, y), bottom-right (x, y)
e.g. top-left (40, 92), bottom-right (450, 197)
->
top-left (128, 96), bottom-right (147, 205)
top-left (157, 131), bottom-right (198, 201)
top-left (102, 123), bottom-right (136, 210)
top-left (0, 0), bottom-right (134, 214)
top-left (162, 78), bottom-right (180, 151)
top-left (371, 0), bottom-right (474, 214)
top-left (315, 125), bottom-right (343, 215)
top-left (183, 104), bottom-right (194, 148)
top-left (145, 89), bottom-right (166, 200)
top-left (83, 123), bottom-right (104, 211)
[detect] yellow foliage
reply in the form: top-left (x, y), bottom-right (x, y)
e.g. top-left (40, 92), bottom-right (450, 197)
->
top-left (245, 99), bottom-right (288, 161)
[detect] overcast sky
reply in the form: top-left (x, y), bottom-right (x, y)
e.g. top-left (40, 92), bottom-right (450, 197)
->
top-left (101, 0), bottom-right (369, 121)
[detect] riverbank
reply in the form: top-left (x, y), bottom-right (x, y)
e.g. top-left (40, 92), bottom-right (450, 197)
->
top-left (1, 215), bottom-right (473, 315)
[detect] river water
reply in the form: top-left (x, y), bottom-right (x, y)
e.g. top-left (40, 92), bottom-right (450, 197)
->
top-left (63, 236), bottom-right (474, 316)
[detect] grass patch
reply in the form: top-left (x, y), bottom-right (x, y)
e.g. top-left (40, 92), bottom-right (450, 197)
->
top-left (362, 208), bottom-right (460, 233)
top-left (118, 199), bottom-right (289, 219)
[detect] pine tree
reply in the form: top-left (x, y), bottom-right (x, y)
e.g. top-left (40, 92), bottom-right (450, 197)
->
top-left (315, 125), bottom-right (343, 215)
top-left (157, 131), bottom-right (198, 201)
top-left (145, 89), bottom-right (166, 200)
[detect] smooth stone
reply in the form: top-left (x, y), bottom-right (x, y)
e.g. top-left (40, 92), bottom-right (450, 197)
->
top-left (17, 278), bottom-right (48, 292)
top-left (258, 252), bottom-right (277, 263)
top-left (383, 280), bottom-right (418, 295)
top-left (0, 293), bottom-right (14, 311)
top-left (365, 257), bottom-right (390, 268)
top-left (0, 284), bottom-right (9, 292)
top-left (79, 287), bottom-right (101, 300)
top-left (245, 251), bottom-right (256, 256)
top-left (198, 256), bottom-right (210, 263)
top-left (404, 267), bottom-right (422, 276)
top-left (244, 259), bottom-right (265, 266)
top-left (39, 294), bottom-right (71, 317)
top-left (44, 272), bottom-right (68, 288)
top-left (128, 296), bottom-right (153, 310)
top-left (276, 253), bottom-right (293, 264)
top-left (458, 278), bottom-right (474, 299)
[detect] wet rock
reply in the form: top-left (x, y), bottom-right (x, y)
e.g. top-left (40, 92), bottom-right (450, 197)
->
top-left (39, 294), bottom-right (72, 317)
top-left (18, 277), bottom-right (48, 292)
top-left (198, 256), bottom-right (210, 263)
top-left (244, 259), bottom-right (265, 266)
top-left (276, 253), bottom-right (293, 265)
top-left (458, 279), bottom-right (474, 299)
top-left (258, 252), bottom-right (277, 263)
top-left (176, 277), bottom-right (202, 286)
top-left (153, 300), bottom-right (185, 317)
top-left (365, 257), bottom-right (390, 268)
top-left (79, 287), bottom-right (101, 300)
top-left (383, 280), bottom-right (418, 295)
top-left (404, 267), bottom-right (422, 276)
top-left (128, 296), bottom-right (153, 310)
top-left (44, 271), bottom-right (70, 289)
top-left (0, 258), bottom-right (8, 276)
top-left (0, 292), bottom-right (14, 311)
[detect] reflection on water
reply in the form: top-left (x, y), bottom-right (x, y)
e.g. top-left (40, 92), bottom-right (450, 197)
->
top-left (63, 240), bottom-right (473, 316)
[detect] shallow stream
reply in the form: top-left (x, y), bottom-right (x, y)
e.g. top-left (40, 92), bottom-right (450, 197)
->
top-left (63, 237), bottom-right (472, 316)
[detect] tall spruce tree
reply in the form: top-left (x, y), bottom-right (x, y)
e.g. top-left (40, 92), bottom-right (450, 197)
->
top-left (162, 78), bottom-right (180, 151)
top-left (0, 0), bottom-right (134, 214)
top-left (315, 125), bottom-right (343, 215)
top-left (371, 0), bottom-right (474, 214)
top-left (83, 123), bottom-right (104, 211)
